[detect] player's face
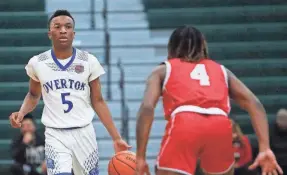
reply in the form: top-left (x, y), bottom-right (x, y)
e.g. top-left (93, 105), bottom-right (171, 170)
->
top-left (48, 15), bottom-right (75, 49)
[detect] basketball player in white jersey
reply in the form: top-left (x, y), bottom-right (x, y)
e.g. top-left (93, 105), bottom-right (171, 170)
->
top-left (9, 10), bottom-right (130, 175)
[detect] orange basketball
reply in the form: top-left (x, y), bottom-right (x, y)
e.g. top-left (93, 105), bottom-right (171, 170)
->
top-left (108, 151), bottom-right (136, 175)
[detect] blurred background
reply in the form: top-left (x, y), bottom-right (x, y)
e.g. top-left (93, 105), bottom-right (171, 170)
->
top-left (0, 0), bottom-right (286, 175)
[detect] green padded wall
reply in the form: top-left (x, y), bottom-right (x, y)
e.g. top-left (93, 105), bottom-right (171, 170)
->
top-left (0, 0), bottom-right (49, 173)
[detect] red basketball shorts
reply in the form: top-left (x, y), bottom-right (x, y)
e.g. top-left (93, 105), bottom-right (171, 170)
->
top-left (156, 112), bottom-right (234, 175)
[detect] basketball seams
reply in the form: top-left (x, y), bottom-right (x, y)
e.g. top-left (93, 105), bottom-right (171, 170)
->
top-left (108, 151), bottom-right (136, 175)
top-left (115, 156), bottom-right (136, 171)
top-left (115, 151), bottom-right (135, 156)
top-left (111, 157), bottom-right (120, 175)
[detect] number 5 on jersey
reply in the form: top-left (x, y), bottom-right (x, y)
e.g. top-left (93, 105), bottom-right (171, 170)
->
top-left (61, 93), bottom-right (73, 113)
top-left (190, 64), bottom-right (210, 86)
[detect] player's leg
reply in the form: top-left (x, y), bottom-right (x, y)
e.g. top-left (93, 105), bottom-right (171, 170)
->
top-left (200, 116), bottom-right (235, 175)
top-left (45, 127), bottom-right (73, 175)
top-left (71, 123), bottom-right (99, 175)
top-left (72, 155), bottom-right (84, 175)
top-left (156, 112), bottom-right (202, 175)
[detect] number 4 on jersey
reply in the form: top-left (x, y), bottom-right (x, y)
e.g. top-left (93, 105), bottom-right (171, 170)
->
top-left (190, 64), bottom-right (210, 86)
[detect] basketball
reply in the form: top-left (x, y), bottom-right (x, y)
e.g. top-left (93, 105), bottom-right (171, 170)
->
top-left (108, 151), bottom-right (136, 175)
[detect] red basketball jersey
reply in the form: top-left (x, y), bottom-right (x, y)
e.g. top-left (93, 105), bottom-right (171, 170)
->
top-left (162, 58), bottom-right (230, 120)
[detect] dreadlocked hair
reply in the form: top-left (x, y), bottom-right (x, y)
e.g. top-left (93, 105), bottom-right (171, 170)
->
top-left (167, 25), bottom-right (208, 62)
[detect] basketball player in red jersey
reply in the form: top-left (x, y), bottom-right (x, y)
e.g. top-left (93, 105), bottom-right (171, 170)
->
top-left (135, 26), bottom-right (283, 175)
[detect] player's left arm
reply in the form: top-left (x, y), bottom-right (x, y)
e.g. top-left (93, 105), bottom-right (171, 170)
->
top-left (89, 78), bottom-right (122, 141)
top-left (136, 64), bottom-right (165, 160)
top-left (89, 55), bottom-right (130, 152)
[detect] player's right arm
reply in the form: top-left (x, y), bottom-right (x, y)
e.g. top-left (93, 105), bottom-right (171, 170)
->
top-left (9, 78), bottom-right (41, 128)
top-left (10, 56), bottom-right (41, 128)
top-left (20, 78), bottom-right (41, 115)
top-left (227, 69), bottom-right (283, 174)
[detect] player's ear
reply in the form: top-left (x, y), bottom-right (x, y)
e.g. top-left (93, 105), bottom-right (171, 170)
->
top-left (48, 31), bottom-right (52, 40)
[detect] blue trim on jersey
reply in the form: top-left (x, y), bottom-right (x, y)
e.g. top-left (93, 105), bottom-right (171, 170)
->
top-left (46, 123), bottom-right (90, 130)
top-left (62, 127), bottom-right (81, 130)
top-left (51, 47), bottom-right (76, 71)
top-left (55, 173), bottom-right (72, 175)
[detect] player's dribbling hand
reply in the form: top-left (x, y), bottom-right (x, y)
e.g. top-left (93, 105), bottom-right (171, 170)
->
top-left (249, 148), bottom-right (283, 175)
top-left (135, 158), bottom-right (151, 175)
top-left (9, 112), bottom-right (24, 128)
top-left (113, 139), bottom-right (132, 153)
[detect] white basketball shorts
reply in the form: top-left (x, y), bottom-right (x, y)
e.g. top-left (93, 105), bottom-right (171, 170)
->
top-left (45, 123), bottom-right (99, 175)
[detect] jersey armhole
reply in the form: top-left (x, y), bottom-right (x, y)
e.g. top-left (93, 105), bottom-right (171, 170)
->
top-left (162, 61), bottom-right (172, 91)
top-left (220, 65), bottom-right (228, 88)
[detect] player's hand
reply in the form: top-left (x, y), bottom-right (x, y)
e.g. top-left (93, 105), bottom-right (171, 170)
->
top-left (113, 139), bottom-right (132, 153)
top-left (135, 158), bottom-right (150, 175)
top-left (9, 112), bottom-right (24, 128)
top-left (249, 148), bottom-right (283, 175)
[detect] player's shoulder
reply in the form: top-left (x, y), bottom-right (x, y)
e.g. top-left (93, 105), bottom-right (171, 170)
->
top-left (203, 59), bottom-right (229, 78)
top-left (75, 48), bottom-right (100, 63)
top-left (27, 50), bottom-right (52, 65)
top-left (75, 48), bottom-right (90, 62)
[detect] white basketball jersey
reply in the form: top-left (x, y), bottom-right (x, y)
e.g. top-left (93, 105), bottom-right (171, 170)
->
top-left (25, 48), bottom-right (105, 128)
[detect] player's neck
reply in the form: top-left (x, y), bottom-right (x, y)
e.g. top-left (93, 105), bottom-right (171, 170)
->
top-left (52, 47), bottom-right (73, 60)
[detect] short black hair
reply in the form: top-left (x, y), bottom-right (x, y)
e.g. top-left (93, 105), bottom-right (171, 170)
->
top-left (48, 9), bottom-right (75, 29)
top-left (23, 113), bottom-right (35, 124)
top-left (168, 25), bottom-right (208, 62)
